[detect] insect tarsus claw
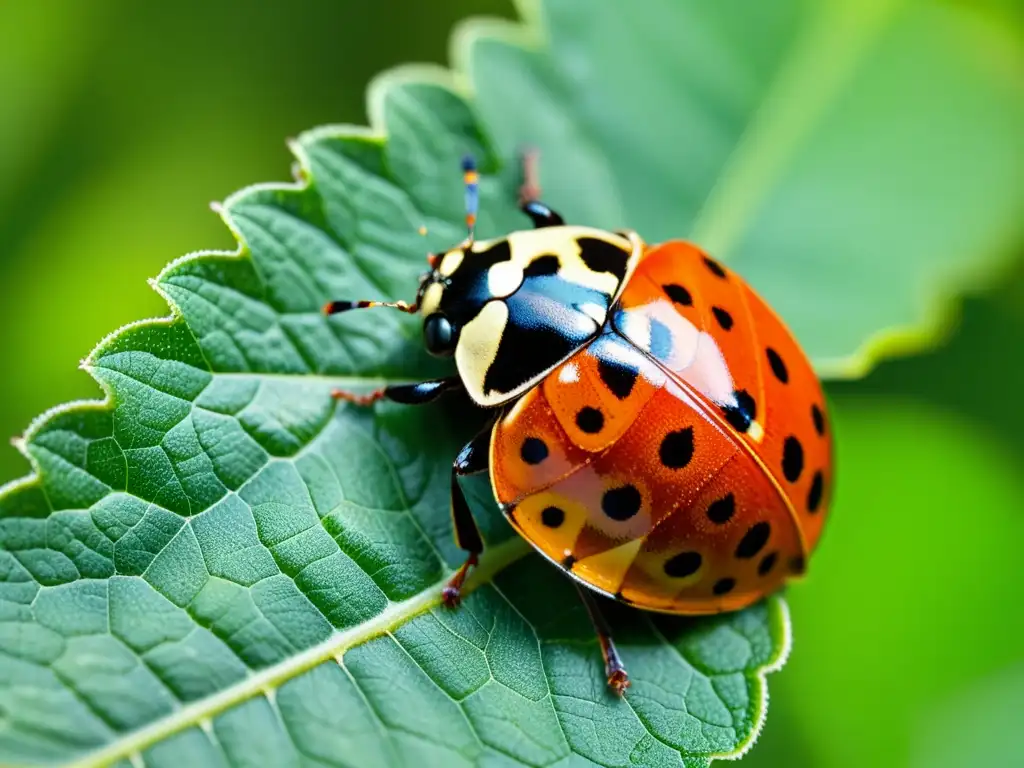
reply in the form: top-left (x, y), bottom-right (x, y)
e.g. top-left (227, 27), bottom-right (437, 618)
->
top-left (441, 585), bottom-right (462, 608)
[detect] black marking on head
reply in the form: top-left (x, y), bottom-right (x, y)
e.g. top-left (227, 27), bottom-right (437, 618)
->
top-left (735, 522), bottom-right (771, 559)
top-left (706, 493), bottom-right (735, 524)
top-left (712, 306), bottom-right (734, 331)
top-left (722, 389), bottom-right (756, 433)
top-left (576, 406), bottom-right (604, 434)
top-left (758, 552), bottom-right (778, 576)
top-left (713, 577), bottom-right (736, 595)
top-left (766, 348), bottom-right (789, 383)
top-left (524, 254), bottom-right (561, 277)
top-left (663, 283), bottom-right (692, 306)
top-left (659, 427), bottom-right (695, 469)
top-left (664, 551), bottom-right (702, 578)
top-left (601, 485), bottom-right (642, 521)
top-left (541, 506), bottom-right (565, 528)
top-left (807, 470), bottom-right (824, 513)
top-left (812, 404), bottom-right (826, 436)
top-left (782, 436), bottom-right (804, 482)
top-left (597, 356), bottom-right (639, 400)
top-left (576, 237), bottom-right (630, 281)
top-left (520, 437), bottom-right (548, 465)
top-left (441, 239), bottom-right (513, 322)
top-left (703, 256), bottom-right (727, 279)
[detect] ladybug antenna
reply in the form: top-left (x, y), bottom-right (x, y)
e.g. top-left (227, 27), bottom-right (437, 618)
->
top-left (462, 154), bottom-right (479, 244)
top-left (322, 299), bottom-right (417, 316)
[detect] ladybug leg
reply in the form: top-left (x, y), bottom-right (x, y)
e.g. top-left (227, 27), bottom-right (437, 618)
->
top-left (519, 148), bottom-right (565, 228)
top-left (441, 427), bottom-right (491, 608)
top-left (575, 583), bottom-right (631, 696)
top-left (330, 376), bottom-right (461, 408)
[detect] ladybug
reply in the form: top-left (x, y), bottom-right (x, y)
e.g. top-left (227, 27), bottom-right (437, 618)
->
top-left (324, 153), bottom-right (832, 695)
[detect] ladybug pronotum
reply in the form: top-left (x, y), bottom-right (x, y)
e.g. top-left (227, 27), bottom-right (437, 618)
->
top-left (324, 154), bottom-right (833, 694)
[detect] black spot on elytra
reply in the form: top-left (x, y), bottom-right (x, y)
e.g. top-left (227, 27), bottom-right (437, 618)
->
top-left (541, 506), bottom-right (565, 528)
top-left (789, 555), bottom-right (806, 574)
top-left (706, 494), bottom-right (735, 524)
top-left (520, 437), bottom-right (548, 465)
top-left (713, 577), bottom-right (736, 595)
top-left (659, 427), bottom-right (695, 469)
top-left (712, 306), bottom-right (734, 331)
top-left (602, 485), bottom-right (642, 521)
top-left (597, 356), bottom-right (639, 400)
top-left (722, 389), bottom-right (756, 433)
top-left (812, 404), bottom-right (826, 436)
top-left (758, 552), bottom-right (778, 576)
top-left (736, 521), bottom-right (771, 559)
top-left (561, 554), bottom-right (577, 569)
top-left (524, 254), bottom-right (560, 277)
top-left (807, 471), bottom-right (824, 513)
top-left (664, 551), bottom-right (702, 578)
top-left (782, 436), bottom-right (804, 482)
top-left (576, 406), bottom-right (604, 434)
top-left (703, 256), bottom-right (727, 279)
top-left (766, 347), bottom-right (788, 383)
top-left (577, 237), bottom-right (629, 280)
top-left (663, 283), bottom-right (693, 306)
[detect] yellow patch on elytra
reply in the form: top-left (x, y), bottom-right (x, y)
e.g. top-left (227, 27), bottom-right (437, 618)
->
top-left (508, 491), bottom-right (590, 564)
top-left (572, 538), bottom-right (644, 595)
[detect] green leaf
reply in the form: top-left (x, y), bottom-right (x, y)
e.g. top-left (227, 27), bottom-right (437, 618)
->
top-left (0, 0), bottom-right (1020, 766)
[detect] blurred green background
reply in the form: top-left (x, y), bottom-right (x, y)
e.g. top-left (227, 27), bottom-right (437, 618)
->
top-left (2, 1), bottom-right (1022, 766)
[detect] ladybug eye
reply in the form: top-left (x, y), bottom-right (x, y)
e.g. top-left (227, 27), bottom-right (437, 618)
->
top-left (423, 313), bottom-right (457, 357)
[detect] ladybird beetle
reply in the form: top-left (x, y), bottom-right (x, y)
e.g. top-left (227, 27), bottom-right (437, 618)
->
top-left (325, 153), bottom-right (833, 695)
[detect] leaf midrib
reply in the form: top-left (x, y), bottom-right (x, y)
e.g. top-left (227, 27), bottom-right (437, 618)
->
top-left (67, 536), bottom-right (533, 768)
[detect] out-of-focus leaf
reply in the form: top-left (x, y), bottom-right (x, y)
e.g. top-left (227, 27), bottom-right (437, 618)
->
top-left (747, 398), bottom-right (1024, 768)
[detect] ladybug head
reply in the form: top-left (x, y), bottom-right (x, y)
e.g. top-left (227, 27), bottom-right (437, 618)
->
top-left (323, 155), bottom-right (644, 408)
top-left (416, 236), bottom-right (525, 359)
top-left (414, 226), bottom-right (643, 407)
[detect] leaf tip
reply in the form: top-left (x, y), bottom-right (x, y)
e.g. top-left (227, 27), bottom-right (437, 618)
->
top-left (209, 200), bottom-right (225, 215)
